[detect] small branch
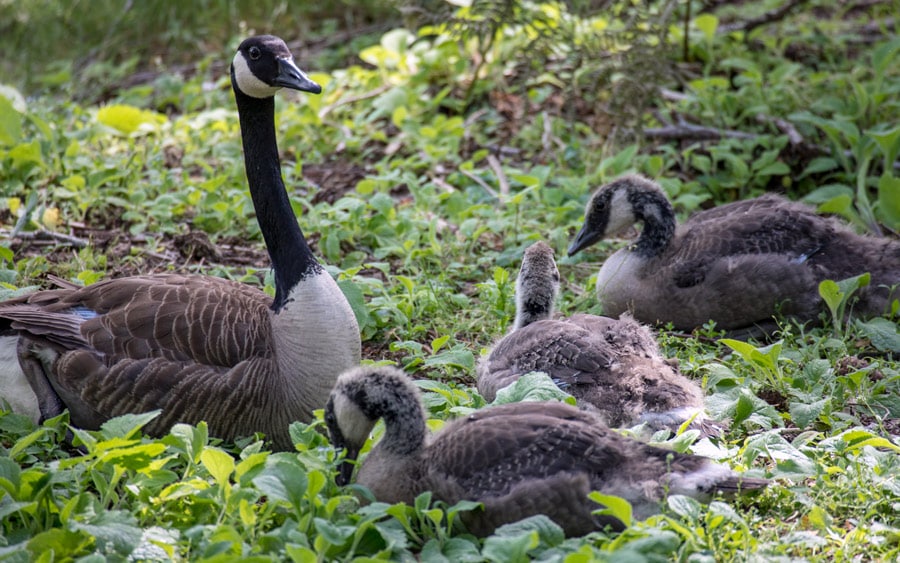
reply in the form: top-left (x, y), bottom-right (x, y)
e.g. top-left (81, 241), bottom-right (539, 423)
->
top-left (5, 229), bottom-right (88, 248)
top-left (484, 144), bottom-right (522, 157)
top-left (659, 88), bottom-right (691, 103)
top-left (318, 85), bottom-right (391, 119)
top-left (643, 122), bottom-right (757, 141)
top-left (429, 176), bottom-right (457, 194)
top-left (540, 111), bottom-right (555, 156)
top-left (458, 168), bottom-right (499, 200)
top-left (755, 113), bottom-right (805, 147)
top-left (719, 0), bottom-right (809, 34)
top-left (486, 154), bottom-right (510, 198)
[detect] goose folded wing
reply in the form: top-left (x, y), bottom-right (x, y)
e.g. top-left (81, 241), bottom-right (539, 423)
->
top-left (1, 303), bottom-right (88, 350)
top-left (491, 321), bottom-right (613, 387)
top-left (425, 402), bottom-right (609, 495)
top-left (55, 350), bottom-right (281, 441)
top-left (5, 275), bottom-right (276, 367)
top-left (671, 208), bottom-right (831, 288)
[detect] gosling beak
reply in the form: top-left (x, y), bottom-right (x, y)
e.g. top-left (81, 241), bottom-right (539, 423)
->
top-left (274, 57), bottom-right (322, 94)
top-left (335, 446), bottom-right (359, 486)
top-left (567, 223), bottom-right (601, 256)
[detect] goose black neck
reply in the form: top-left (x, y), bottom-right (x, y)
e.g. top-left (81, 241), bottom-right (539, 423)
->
top-left (232, 80), bottom-right (321, 310)
top-left (630, 189), bottom-right (676, 258)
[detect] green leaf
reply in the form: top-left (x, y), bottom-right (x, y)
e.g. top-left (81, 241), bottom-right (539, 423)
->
top-left (838, 429), bottom-right (900, 453)
top-left (494, 514), bottom-right (564, 546)
top-left (481, 529), bottom-right (538, 563)
top-left (732, 390), bottom-right (756, 428)
top-left (421, 537), bottom-right (481, 562)
top-left (694, 14), bottom-right (719, 42)
top-left (285, 544), bottom-right (317, 563)
top-left (855, 317), bottom-right (900, 352)
top-left (431, 334), bottom-right (450, 354)
top-left (789, 398), bottom-right (828, 428)
top-left (424, 348), bottom-right (475, 370)
top-left (69, 510), bottom-right (143, 556)
top-left (807, 505), bottom-right (833, 530)
top-left (667, 494), bottom-right (702, 520)
top-left (313, 518), bottom-right (356, 546)
top-left (876, 173), bottom-right (900, 230)
top-left (201, 447), bottom-right (235, 486)
top-left (589, 492), bottom-right (633, 528)
top-left (27, 528), bottom-right (93, 559)
top-left (98, 442), bottom-right (167, 471)
top-left (168, 422), bottom-right (208, 462)
top-left (491, 371), bottom-right (575, 405)
top-left (0, 94), bottom-right (22, 146)
top-left (337, 279), bottom-right (372, 330)
top-left (7, 427), bottom-right (47, 460)
top-left (8, 140), bottom-right (43, 169)
top-left (819, 279), bottom-right (843, 320)
top-left (96, 104), bottom-right (165, 135)
top-left (253, 461), bottom-right (308, 516)
top-left (0, 457), bottom-right (21, 495)
top-left (99, 410), bottom-right (160, 439)
top-left (755, 161), bottom-right (790, 177)
top-left (799, 158), bottom-right (840, 179)
top-left (234, 452), bottom-right (269, 484)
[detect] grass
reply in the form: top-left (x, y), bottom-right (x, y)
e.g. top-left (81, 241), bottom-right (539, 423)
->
top-left (1, 0), bottom-right (900, 560)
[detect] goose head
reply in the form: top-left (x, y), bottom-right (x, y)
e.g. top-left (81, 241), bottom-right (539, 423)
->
top-left (513, 241), bottom-right (560, 330)
top-left (568, 174), bottom-right (675, 257)
top-left (325, 366), bottom-right (426, 486)
top-left (231, 35), bottom-right (322, 99)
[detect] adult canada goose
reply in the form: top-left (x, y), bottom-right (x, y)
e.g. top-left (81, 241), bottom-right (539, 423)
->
top-left (567, 175), bottom-right (900, 336)
top-left (325, 366), bottom-right (768, 537)
top-left (477, 241), bottom-right (713, 435)
top-left (0, 36), bottom-right (361, 450)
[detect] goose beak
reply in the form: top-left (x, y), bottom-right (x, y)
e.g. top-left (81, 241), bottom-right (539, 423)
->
top-left (567, 224), bottom-right (601, 256)
top-left (274, 57), bottom-right (322, 94)
top-left (335, 446), bottom-right (359, 486)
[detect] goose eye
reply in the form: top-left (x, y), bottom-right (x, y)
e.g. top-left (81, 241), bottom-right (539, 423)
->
top-left (249, 46), bottom-right (261, 60)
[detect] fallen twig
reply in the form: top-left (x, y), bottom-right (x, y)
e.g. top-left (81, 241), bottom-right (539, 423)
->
top-left (643, 122), bottom-right (757, 141)
top-left (755, 113), bottom-right (805, 147)
top-left (318, 85), bottom-right (391, 119)
top-left (5, 229), bottom-right (89, 248)
top-left (718, 0), bottom-right (809, 34)
top-left (459, 167), bottom-right (499, 200)
top-left (487, 154), bottom-right (510, 199)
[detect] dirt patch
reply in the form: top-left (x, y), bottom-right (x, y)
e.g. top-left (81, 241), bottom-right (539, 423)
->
top-left (302, 161), bottom-right (369, 204)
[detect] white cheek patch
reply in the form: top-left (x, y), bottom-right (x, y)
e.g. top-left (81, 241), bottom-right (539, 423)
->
top-left (232, 52), bottom-right (280, 98)
top-left (334, 393), bottom-right (375, 448)
top-left (605, 189), bottom-right (637, 236)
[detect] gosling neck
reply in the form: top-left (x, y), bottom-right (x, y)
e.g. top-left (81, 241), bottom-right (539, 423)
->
top-left (628, 188), bottom-right (676, 258)
top-left (232, 73), bottom-right (322, 311)
top-left (378, 389), bottom-right (427, 457)
top-left (513, 275), bottom-right (557, 330)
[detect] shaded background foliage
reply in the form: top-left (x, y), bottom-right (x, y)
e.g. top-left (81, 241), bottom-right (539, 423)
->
top-left (1, 0), bottom-right (899, 560)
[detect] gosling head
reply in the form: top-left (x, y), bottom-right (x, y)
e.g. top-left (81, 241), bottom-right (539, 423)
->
top-left (231, 35), bottom-right (322, 99)
top-left (568, 174), bottom-right (664, 256)
top-left (513, 241), bottom-right (560, 330)
top-left (325, 365), bottom-right (424, 486)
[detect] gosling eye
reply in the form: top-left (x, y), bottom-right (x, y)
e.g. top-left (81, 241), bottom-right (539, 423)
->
top-left (249, 46), bottom-right (261, 60)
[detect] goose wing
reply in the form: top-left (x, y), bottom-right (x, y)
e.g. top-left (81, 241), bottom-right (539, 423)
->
top-left (478, 320), bottom-right (612, 400)
top-left (423, 402), bottom-right (740, 534)
top-left (670, 202), bottom-right (833, 288)
top-left (2, 274), bottom-right (275, 365)
top-left (48, 349), bottom-right (287, 445)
